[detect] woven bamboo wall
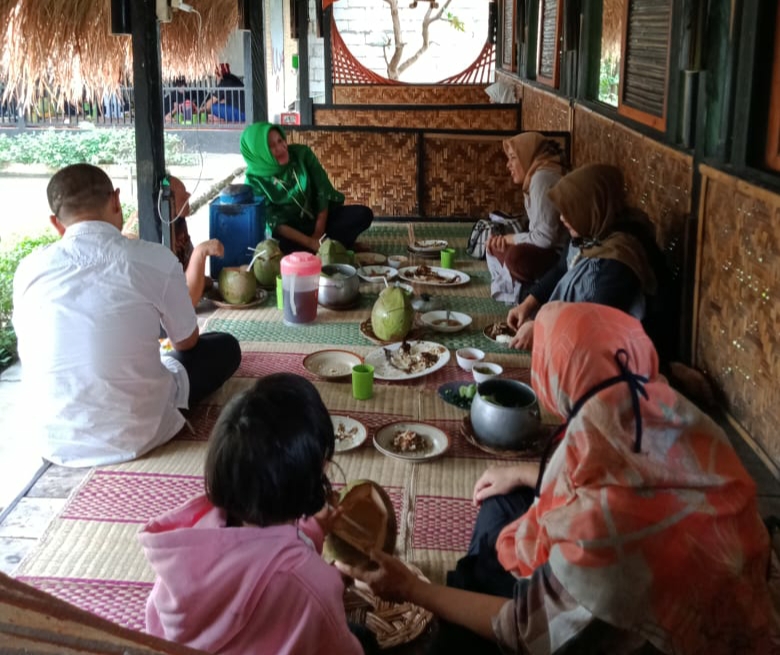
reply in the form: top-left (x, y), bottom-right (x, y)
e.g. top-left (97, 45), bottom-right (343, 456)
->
top-left (313, 105), bottom-right (520, 131)
top-left (286, 130), bottom-right (419, 216)
top-left (520, 84), bottom-right (571, 132)
top-left (695, 166), bottom-right (780, 468)
top-left (422, 135), bottom-right (517, 217)
top-left (572, 105), bottom-right (693, 251)
top-left (332, 85), bottom-right (491, 105)
top-left (495, 71), bottom-right (524, 100)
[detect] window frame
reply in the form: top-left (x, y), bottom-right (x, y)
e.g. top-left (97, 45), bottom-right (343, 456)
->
top-left (536, 0), bottom-right (563, 88)
top-left (615, 0), bottom-right (672, 132)
top-left (765, 2), bottom-right (780, 171)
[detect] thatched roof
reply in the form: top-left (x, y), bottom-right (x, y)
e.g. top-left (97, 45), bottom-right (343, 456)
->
top-left (0, 0), bottom-right (238, 106)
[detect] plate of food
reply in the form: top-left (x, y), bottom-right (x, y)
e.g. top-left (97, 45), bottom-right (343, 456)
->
top-left (303, 350), bottom-right (362, 380)
top-left (207, 288), bottom-right (268, 310)
top-left (397, 265), bottom-right (470, 287)
top-left (364, 340), bottom-right (450, 381)
top-left (331, 415), bottom-right (368, 453)
top-left (354, 252), bottom-right (387, 266)
top-left (373, 421), bottom-right (449, 462)
top-left (420, 310), bottom-right (472, 333)
top-left (483, 322), bottom-right (517, 345)
top-left (357, 265), bottom-right (398, 283)
top-left (408, 239), bottom-right (448, 254)
top-left (438, 381), bottom-right (477, 410)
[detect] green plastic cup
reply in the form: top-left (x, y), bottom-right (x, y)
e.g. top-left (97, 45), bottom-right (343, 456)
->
top-left (352, 364), bottom-right (375, 400)
top-left (275, 275), bottom-right (283, 310)
top-left (440, 247), bottom-right (456, 269)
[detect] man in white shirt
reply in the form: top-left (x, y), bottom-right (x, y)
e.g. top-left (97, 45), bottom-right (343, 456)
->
top-left (13, 164), bottom-right (241, 467)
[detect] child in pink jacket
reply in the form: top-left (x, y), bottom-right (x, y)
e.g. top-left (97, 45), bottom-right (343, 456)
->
top-left (138, 373), bottom-right (372, 655)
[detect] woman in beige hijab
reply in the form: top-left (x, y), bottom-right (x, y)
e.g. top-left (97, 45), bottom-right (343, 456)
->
top-left (486, 132), bottom-right (569, 303)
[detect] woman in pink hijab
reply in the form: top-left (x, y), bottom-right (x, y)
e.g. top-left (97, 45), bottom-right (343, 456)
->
top-left (338, 302), bottom-right (778, 655)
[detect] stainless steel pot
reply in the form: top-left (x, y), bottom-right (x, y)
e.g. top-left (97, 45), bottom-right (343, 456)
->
top-left (470, 379), bottom-right (541, 449)
top-left (319, 264), bottom-right (360, 307)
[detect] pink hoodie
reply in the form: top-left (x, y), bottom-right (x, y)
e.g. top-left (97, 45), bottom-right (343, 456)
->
top-left (138, 495), bottom-right (364, 655)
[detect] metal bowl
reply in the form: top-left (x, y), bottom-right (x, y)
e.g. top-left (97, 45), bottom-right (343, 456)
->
top-left (319, 264), bottom-right (359, 307)
top-left (470, 379), bottom-right (541, 450)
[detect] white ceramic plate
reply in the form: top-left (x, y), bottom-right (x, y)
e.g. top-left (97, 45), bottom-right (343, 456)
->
top-left (357, 265), bottom-right (398, 283)
top-left (364, 340), bottom-right (450, 381)
top-left (398, 266), bottom-right (470, 287)
top-left (331, 415), bottom-right (368, 453)
top-left (373, 421), bottom-right (450, 462)
top-left (303, 350), bottom-right (362, 380)
top-left (420, 310), bottom-right (473, 333)
top-left (209, 288), bottom-right (268, 309)
top-left (408, 239), bottom-right (448, 253)
top-left (482, 323), bottom-right (516, 345)
top-left (355, 252), bottom-right (387, 266)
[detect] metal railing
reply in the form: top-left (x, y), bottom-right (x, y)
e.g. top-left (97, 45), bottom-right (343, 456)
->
top-left (0, 83), bottom-right (246, 129)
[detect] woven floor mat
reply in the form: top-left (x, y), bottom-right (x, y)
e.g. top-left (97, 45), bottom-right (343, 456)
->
top-left (16, 221), bottom-right (540, 628)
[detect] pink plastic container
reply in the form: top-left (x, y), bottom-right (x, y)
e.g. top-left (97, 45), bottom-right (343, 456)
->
top-left (280, 252), bottom-right (322, 324)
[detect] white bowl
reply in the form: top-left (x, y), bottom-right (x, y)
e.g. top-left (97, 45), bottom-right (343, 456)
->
top-left (472, 362), bottom-right (503, 383)
top-left (456, 347), bottom-right (485, 372)
top-left (420, 310), bottom-right (472, 333)
top-left (387, 255), bottom-right (409, 269)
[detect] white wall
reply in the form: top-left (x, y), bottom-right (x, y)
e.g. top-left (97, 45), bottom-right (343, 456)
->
top-left (332, 0), bottom-right (489, 83)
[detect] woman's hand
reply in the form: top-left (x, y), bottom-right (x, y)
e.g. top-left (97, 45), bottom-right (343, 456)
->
top-left (509, 320), bottom-right (534, 350)
top-left (312, 501), bottom-right (342, 536)
top-left (487, 234), bottom-right (511, 256)
top-left (506, 295), bottom-right (540, 331)
top-left (473, 463), bottom-right (539, 506)
top-left (335, 549), bottom-right (421, 604)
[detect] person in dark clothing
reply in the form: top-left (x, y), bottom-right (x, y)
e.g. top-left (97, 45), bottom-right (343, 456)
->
top-left (201, 63), bottom-right (245, 123)
top-left (506, 164), bottom-right (661, 351)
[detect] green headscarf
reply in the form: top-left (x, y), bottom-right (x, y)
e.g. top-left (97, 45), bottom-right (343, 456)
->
top-left (239, 122), bottom-right (344, 235)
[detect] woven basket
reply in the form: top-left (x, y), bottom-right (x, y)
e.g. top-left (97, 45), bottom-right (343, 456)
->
top-left (344, 564), bottom-right (434, 649)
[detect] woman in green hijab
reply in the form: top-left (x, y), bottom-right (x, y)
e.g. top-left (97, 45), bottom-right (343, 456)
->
top-left (240, 122), bottom-right (373, 253)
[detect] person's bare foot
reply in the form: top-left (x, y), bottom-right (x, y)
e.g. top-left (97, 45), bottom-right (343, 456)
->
top-left (351, 241), bottom-right (371, 253)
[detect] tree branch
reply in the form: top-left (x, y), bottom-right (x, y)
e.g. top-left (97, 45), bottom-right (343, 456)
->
top-left (397, 0), bottom-right (455, 76)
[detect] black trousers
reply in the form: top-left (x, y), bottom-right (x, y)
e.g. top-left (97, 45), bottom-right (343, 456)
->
top-left (166, 331), bottom-right (241, 405)
top-left (428, 487), bottom-right (536, 655)
top-left (277, 204), bottom-right (374, 253)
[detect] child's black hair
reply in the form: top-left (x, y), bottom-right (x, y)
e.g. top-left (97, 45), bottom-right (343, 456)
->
top-left (204, 373), bottom-right (334, 527)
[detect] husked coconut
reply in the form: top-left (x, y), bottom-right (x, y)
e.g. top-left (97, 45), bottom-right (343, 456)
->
top-left (324, 480), bottom-right (397, 566)
top-left (218, 267), bottom-right (257, 305)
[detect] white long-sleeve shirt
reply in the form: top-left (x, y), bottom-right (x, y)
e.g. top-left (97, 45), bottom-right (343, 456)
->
top-left (510, 169), bottom-right (566, 250)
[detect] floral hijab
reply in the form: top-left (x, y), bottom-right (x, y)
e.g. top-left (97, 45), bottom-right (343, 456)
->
top-left (496, 302), bottom-right (778, 655)
top-left (548, 164), bottom-right (657, 294)
top-left (503, 132), bottom-right (567, 195)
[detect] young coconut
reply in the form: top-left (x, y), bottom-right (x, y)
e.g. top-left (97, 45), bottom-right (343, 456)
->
top-left (318, 238), bottom-right (351, 266)
top-left (370, 284), bottom-right (413, 342)
top-left (218, 267), bottom-right (258, 305)
top-left (252, 239), bottom-right (282, 287)
top-left (324, 480), bottom-right (397, 566)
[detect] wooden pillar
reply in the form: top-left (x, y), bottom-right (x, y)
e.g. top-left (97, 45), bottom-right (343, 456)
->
top-left (129, 0), bottom-right (170, 248)
top-left (323, 5), bottom-right (333, 104)
top-left (297, 0), bottom-right (312, 124)
top-left (244, 0), bottom-right (268, 124)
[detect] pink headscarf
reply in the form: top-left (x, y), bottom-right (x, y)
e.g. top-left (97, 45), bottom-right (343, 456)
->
top-left (497, 302), bottom-right (778, 654)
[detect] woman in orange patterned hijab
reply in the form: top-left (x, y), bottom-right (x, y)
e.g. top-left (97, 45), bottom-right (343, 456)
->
top-left (338, 302), bottom-right (779, 654)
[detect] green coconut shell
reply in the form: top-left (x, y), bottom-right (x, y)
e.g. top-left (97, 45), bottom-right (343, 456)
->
top-left (217, 267), bottom-right (257, 305)
top-left (370, 286), bottom-right (413, 341)
top-left (324, 480), bottom-right (398, 566)
top-left (252, 240), bottom-right (282, 287)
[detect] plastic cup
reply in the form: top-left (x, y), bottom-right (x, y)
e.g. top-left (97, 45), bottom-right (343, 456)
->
top-left (276, 275), bottom-right (283, 310)
top-left (440, 248), bottom-right (456, 269)
top-left (352, 364), bottom-right (374, 400)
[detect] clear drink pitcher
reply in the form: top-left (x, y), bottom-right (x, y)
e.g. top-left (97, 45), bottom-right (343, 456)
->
top-left (280, 252), bottom-right (322, 325)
